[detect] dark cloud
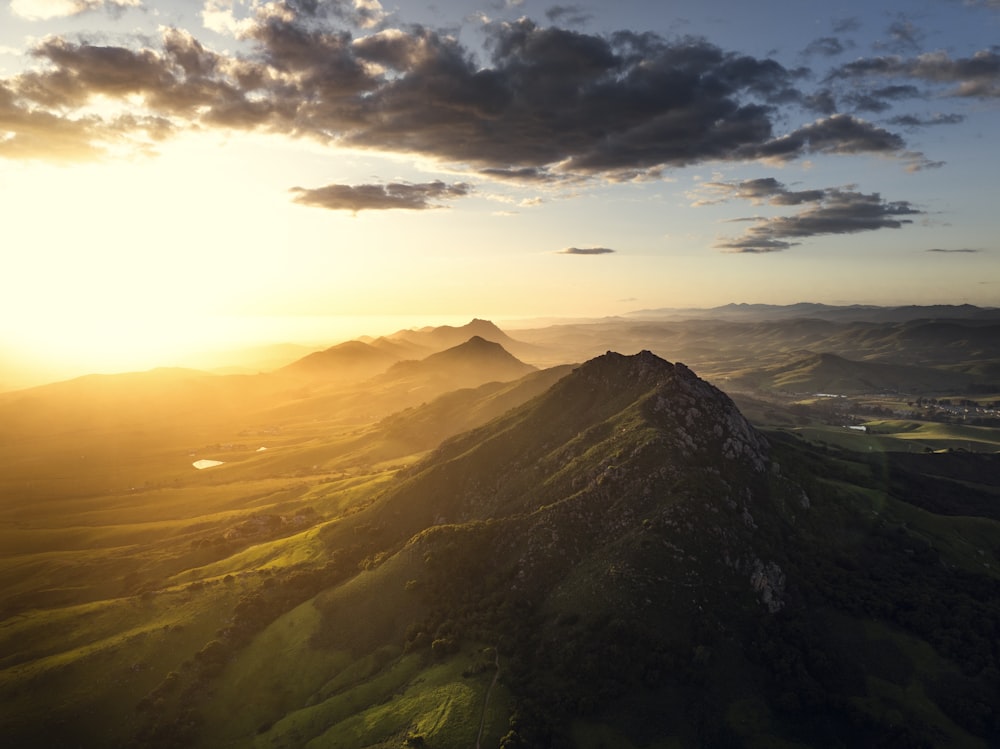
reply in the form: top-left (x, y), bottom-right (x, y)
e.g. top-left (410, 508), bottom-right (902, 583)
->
top-left (748, 114), bottom-right (905, 161)
top-left (803, 89), bottom-right (838, 114)
top-left (290, 180), bottom-right (471, 211)
top-left (0, 9), bottom-right (920, 173)
top-left (715, 188), bottom-right (921, 253)
top-left (478, 166), bottom-right (569, 183)
top-left (926, 247), bottom-right (979, 253)
top-left (694, 177), bottom-right (825, 206)
top-left (341, 21), bottom-right (814, 173)
top-left (559, 246), bottom-right (615, 255)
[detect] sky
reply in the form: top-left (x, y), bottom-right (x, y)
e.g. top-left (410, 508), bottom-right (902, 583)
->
top-left (1, 0), bottom-right (999, 379)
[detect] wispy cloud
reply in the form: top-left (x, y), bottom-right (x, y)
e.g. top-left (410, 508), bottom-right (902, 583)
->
top-left (829, 49), bottom-right (1000, 98)
top-left (874, 19), bottom-right (925, 55)
top-left (801, 37), bottom-right (849, 58)
top-left (888, 113), bottom-right (965, 128)
top-left (926, 247), bottom-right (979, 253)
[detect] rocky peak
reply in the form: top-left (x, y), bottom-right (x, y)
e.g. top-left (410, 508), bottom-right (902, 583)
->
top-left (549, 350), bottom-right (769, 474)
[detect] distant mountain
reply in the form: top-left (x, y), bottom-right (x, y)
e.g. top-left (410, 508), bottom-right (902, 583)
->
top-left (279, 339), bottom-right (400, 381)
top-left (628, 302), bottom-right (1000, 323)
top-left (726, 350), bottom-right (978, 394)
top-left (379, 335), bottom-right (537, 391)
top-left (389, 318), bottom-right (516, 349)
top-left (369, 318), bottom-right (544, 363)
top-left (510, 314), bottom-right (1000, 387)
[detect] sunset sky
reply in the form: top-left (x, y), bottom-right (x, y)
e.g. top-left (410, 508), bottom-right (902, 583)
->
top-left (1, 0), bottom-right (998, 378)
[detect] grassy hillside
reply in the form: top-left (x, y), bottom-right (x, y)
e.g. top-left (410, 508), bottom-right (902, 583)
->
top-left (2, 343), bottom-right (999, 748)
top-left (727, 350), bottom-right (977, 394)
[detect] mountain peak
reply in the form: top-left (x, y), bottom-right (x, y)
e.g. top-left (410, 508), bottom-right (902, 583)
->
top-left (427, 335), bottom-right (522, 362)
top-left (382, 336), bottom-right (537, 388)
top-left (551, 350), bottom-right (767, 471)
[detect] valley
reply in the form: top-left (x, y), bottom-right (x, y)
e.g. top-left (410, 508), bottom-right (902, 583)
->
top-left (1, 306), bottom-right (999, 748)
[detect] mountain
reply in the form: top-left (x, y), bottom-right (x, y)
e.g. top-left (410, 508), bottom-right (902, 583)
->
top-left (290, 352), bottom-right (1000, 748)
top-left (627, 302), bottom-right (1000, 323)
top-left (372, 364), bottom-right (575, 457)
top-left (370, 318), bottom-right (543, 363)
top-left (509, 315), bottom-right (1000, 388)
top-left (279, 339), bottom-right (400, 381)
top-left (726, 350), bottom-right (978, 394)
top-left (3, 349), bottom-right (1000, 748)
top-left (378, 335), bottom-right (537, 391)
top-left (388, 318), bottom-right (517, 350)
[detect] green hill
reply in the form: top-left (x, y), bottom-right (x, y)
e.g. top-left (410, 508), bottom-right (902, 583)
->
top-left (729, 350), bottom-right (975, 394)
top-left (2, 351), bottom-right (999, 748)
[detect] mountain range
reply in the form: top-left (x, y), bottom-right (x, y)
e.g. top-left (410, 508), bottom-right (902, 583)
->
top-left (1, 311), bottom-right (999, 748)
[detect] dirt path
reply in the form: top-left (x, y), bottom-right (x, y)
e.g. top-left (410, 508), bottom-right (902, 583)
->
top-left (475, 648), bottom-right (501, 749)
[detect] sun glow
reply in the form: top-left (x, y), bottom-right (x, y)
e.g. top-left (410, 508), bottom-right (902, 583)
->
top-left (0, 132), bottom-right (355, 377)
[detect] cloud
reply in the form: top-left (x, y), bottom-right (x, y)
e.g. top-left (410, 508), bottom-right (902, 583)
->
top-left (830, 49), bottom-right (1000, 98)
top-left (843, 84), bottom-right (921, 113)
top-left (0, 9), bottom-right (921, 173)
top-left (926, 247), bottom-right (979, 253)
top-left (802, 89), bottom-right (838, 114)
top-left (712, 184), bottom-right (921, 253)
top-left (10, 0), bottom-right (140, 20)
top-left (888, 112), bottom-right (965, 128)
top-left (690, 177), bottom-right (825, 207)
top-left (802, 37), bottom-right (848, 58)
top-left (748, 114), bottom-right (906, 161)
top-left (559, 246), bottom-right (615, 255)
top-left (0, 80), bottom-right (170, 162)
top-left (478, 166), bottom-right (564, 183)
top-left (289, 180), bottom-right (471, 211)
top-left (545, 4), bottom-right (591, 26)
top-left (874, 19), bottom-right (924, 55)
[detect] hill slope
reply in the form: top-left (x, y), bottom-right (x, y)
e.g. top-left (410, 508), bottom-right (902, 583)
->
top-left (728, 350), bottom-right (976, 394)
top-left (378, 336), bottom-right (537, 391)
top-left (279, 339), bottom-right (400, 381)
top-left (3, 351), bottom-right (999, 748)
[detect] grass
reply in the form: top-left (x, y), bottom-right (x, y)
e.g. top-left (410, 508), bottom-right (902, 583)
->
top-left (298, 649), bottom-right (500, 749)
top-left (3, 342), bottom-right (998, 747)
top-left (862, 419), bottom-right (1000, 450)
top-left (785, 420), bottom-right (1000, 453)
top-left (0, 579), bottom-right (246, 747)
